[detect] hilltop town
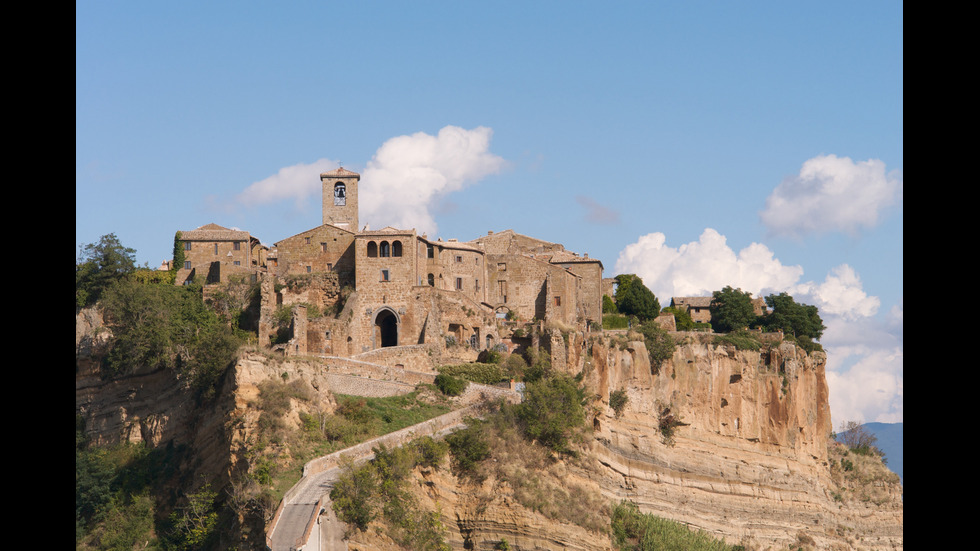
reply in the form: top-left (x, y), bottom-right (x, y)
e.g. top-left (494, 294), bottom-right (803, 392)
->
top-left (171, 167), bottom-right (608, 361)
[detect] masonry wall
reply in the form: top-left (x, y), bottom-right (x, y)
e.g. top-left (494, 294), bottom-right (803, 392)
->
top-left (273, 225), bottom-right (355, 282)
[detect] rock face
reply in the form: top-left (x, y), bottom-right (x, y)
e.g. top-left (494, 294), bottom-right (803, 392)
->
top-left (344, 335), bottom-right (902, 550)
top-left (583, 336), bottom-right (899, 549)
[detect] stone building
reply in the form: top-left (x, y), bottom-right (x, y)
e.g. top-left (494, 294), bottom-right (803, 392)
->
top-left (175, 166), bottom-right (605, 357)
top-left (670, 295), bottom-right (769, 325)
top-left (174, 223), bottom-right (260, 284)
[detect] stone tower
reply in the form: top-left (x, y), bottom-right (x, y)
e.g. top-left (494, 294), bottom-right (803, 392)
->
top-left (321, 167), bottom-right (360, 231)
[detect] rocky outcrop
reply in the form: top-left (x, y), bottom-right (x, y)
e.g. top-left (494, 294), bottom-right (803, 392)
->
top-left (583, 335), bottom-right (901, 550)
top-left (343, 335), bottom-right (901, 550)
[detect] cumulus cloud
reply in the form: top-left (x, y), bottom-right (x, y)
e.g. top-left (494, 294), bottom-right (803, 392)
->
top-left (614, 228), bottom-right (803, 301)
top-left (576, 195), bottom-right (620, 225)
top-left (790, 264), bottom-right (881, 321)
top-left (615, 228), bottom-right (902, 424)
top-left (359, 125), bottom-right (506, 235)
top-left (760, 154), bottom-right (902, 237)
top-left (235, 158), bottom-right (339, 210)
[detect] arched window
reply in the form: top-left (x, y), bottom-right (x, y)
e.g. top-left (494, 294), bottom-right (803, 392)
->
top-left (334, 182), bottom-right (346, 206)
top-left (380, 241), bottom-right (390, 257)
top-left (367, 241), bottom-right (378, 257)
top-left (392, 240), bottom-right (402, 257)
top-left (427, 273), bottom-right (435, 286)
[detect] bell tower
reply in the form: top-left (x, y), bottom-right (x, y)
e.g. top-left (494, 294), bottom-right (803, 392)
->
top-left (321, 167), bottom-right (360, 231)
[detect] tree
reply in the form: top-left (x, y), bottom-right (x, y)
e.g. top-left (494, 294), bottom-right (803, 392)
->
top-left (76, 233), bottom-right (137, 307)
top-left (613, 274), bottom-right (660, 321)
top-left (760, 292), bottom-right (825, 340)
top-left (709, 286), bottom-right (756, 333)
top-left (661, 306), bottom-right (695, 331)
top-left (514, 373), bottom-right (588, 454)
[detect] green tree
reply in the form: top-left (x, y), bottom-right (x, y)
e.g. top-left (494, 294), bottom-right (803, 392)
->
top-left (602, 294), bottom-right (618, 314)
top-left (172, 231), bottom-right (185, 275)
top-left (166, 482), bottom-right (219, 550)
top-left (513, 373), bottom-right (587, 454)
top-left (709, 286), bottom-right (756, 333)
top-left (331, 459), bottom-right (379, 532)
top-left (76, 233), bottom-right (137, 307)
top-left (760, 292), bottom-right (825, 340)
top-left (613, 274), bottom-right (660, 321)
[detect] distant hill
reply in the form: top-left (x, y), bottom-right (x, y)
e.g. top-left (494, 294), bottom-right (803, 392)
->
top-left (838, 422), bottom-right (902, 484)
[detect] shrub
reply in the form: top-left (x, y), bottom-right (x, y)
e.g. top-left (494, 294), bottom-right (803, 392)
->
top-left (611, 500), bottom-right (734, 550)
top-left (434, 373), bottom-right (468, 396)
top-left (446, 423), bottom-right (491, 479)
top-left (512, 373), bottom-right (587, 454)
top-left (637, 321), bottom-right (675, 374)
top-left (657, 402), bottom-right (683, 447)
top-left (712, 330), bottom-right (762, 351)
top-left (438, 362), bottom-right (504, 385)
top-left (602, 314), bottom-right (630, 330)
top-left (609, 388), bottom-right (629, 418)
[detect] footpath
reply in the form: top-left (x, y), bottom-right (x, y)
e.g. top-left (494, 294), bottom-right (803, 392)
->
top-left (265, 365), bottom-right (518, 551)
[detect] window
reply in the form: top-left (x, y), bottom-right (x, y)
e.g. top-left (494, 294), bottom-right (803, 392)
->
top-left (305, 237), bottom-right (311, 244)
top-left (233, 261), bottom-right (241, 266)
top-left (214, 243), bottom-right (219, 255)
top-left (427, 273), bottom-right (435, 286)
top-left (426, 244), bottom-right (434, 258)
top-left (554, 296), bottom-right (561, 307)
top-left (184, 261), bottom-right (191, 270)
top-left (234, 241), bottom-right (241, 251)
top-left (455, 277), bottom-right (463, 290)
top-left (475, 279), bottom-right (480, 291)
top-left (381, 269), bottom-right (390, 282)
top-left (367, 241), bottom-right (378, 257)
top-left (380, 241), bottom-right (390, 257)
top-left (184, 242), bottom-right (192, 251)
top-left (455, 255), bottom-right (463, 263)
top-left (498, 280), bottom-right (507, 301)
top-left (497, 263), bottom-right (506, 271)
top-left (327, 263), bottom-right (333, 271)
top-left (307, 265), bottom-right (312, 273)
top-left (321, 243), bottom-right (328, 252)
top-left (392, 240), bottom-right (402, 257)
top-left (334, 182), bottom-right (346, 205)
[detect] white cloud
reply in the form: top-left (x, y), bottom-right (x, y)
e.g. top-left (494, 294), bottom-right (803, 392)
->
top-left (790, 264), bottom-right (881, 321)
top-left (760, 154), bottom-right (902, 237)
top-left (359, 125), bottom-right (506, 235)
top-left (235, 158), bottom-right (339, 210)
top-left (614, 228), bottom-right (803, 301)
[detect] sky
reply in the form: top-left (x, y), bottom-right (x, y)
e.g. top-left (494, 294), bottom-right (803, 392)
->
top-left (77, 2), bottom-right (903, 426)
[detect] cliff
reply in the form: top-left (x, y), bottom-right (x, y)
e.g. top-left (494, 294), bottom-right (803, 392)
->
top-left (77, 306), bottom-right (902, 550)
top-left (343, 334), bottom-right (902, 550)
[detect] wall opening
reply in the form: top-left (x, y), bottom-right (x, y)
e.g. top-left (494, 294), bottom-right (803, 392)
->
top-left (375, 309), bottom-right (399, 348)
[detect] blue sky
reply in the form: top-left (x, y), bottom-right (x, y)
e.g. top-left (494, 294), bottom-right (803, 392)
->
top-left (77, 2), bottom-right (903, 425)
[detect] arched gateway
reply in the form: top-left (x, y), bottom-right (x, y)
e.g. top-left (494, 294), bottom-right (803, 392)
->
top-left (372, 307), bottom-right (399, 348)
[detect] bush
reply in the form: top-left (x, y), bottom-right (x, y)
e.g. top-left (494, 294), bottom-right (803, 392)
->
top-left (512, 373), bottom-right (588, 454)
top-left (603, 314), bottom-right (630, 330)
top-left (434, 373), bottom-right (468, 396)
top-left (609, 388), bottom-right (629, 418)
top-left (611, 500), bottom-right (735, 550)
top-left (712, 330), bottom-right (762, 351)
top-left (446, 423), bottom-right (491, 479)
top-left (637, 321), bottom-right (675, 374)
top-left (438, 362), bottom-right (505, 385)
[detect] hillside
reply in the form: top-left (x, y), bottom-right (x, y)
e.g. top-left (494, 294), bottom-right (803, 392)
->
top-left (77, 302), bottom-right (903, 550)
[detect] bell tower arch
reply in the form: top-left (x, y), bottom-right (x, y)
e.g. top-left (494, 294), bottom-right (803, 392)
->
top-left (321, 167), bottom-right (360, 231)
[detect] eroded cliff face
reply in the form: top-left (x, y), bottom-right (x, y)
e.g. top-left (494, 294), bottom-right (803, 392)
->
top-left (577, 335), bottom-right (898, 550)
top-left (345, 335), bottom-right (902, 551)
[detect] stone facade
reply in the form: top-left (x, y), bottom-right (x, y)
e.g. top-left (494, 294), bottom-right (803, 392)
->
top-left (175, 223), bottom-right (257, 284)
top-left (176, 167), bottom-right (605, 358)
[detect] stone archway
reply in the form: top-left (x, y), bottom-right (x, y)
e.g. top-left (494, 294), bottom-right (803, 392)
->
top-left (373, 307), bottom-right (399, 348)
